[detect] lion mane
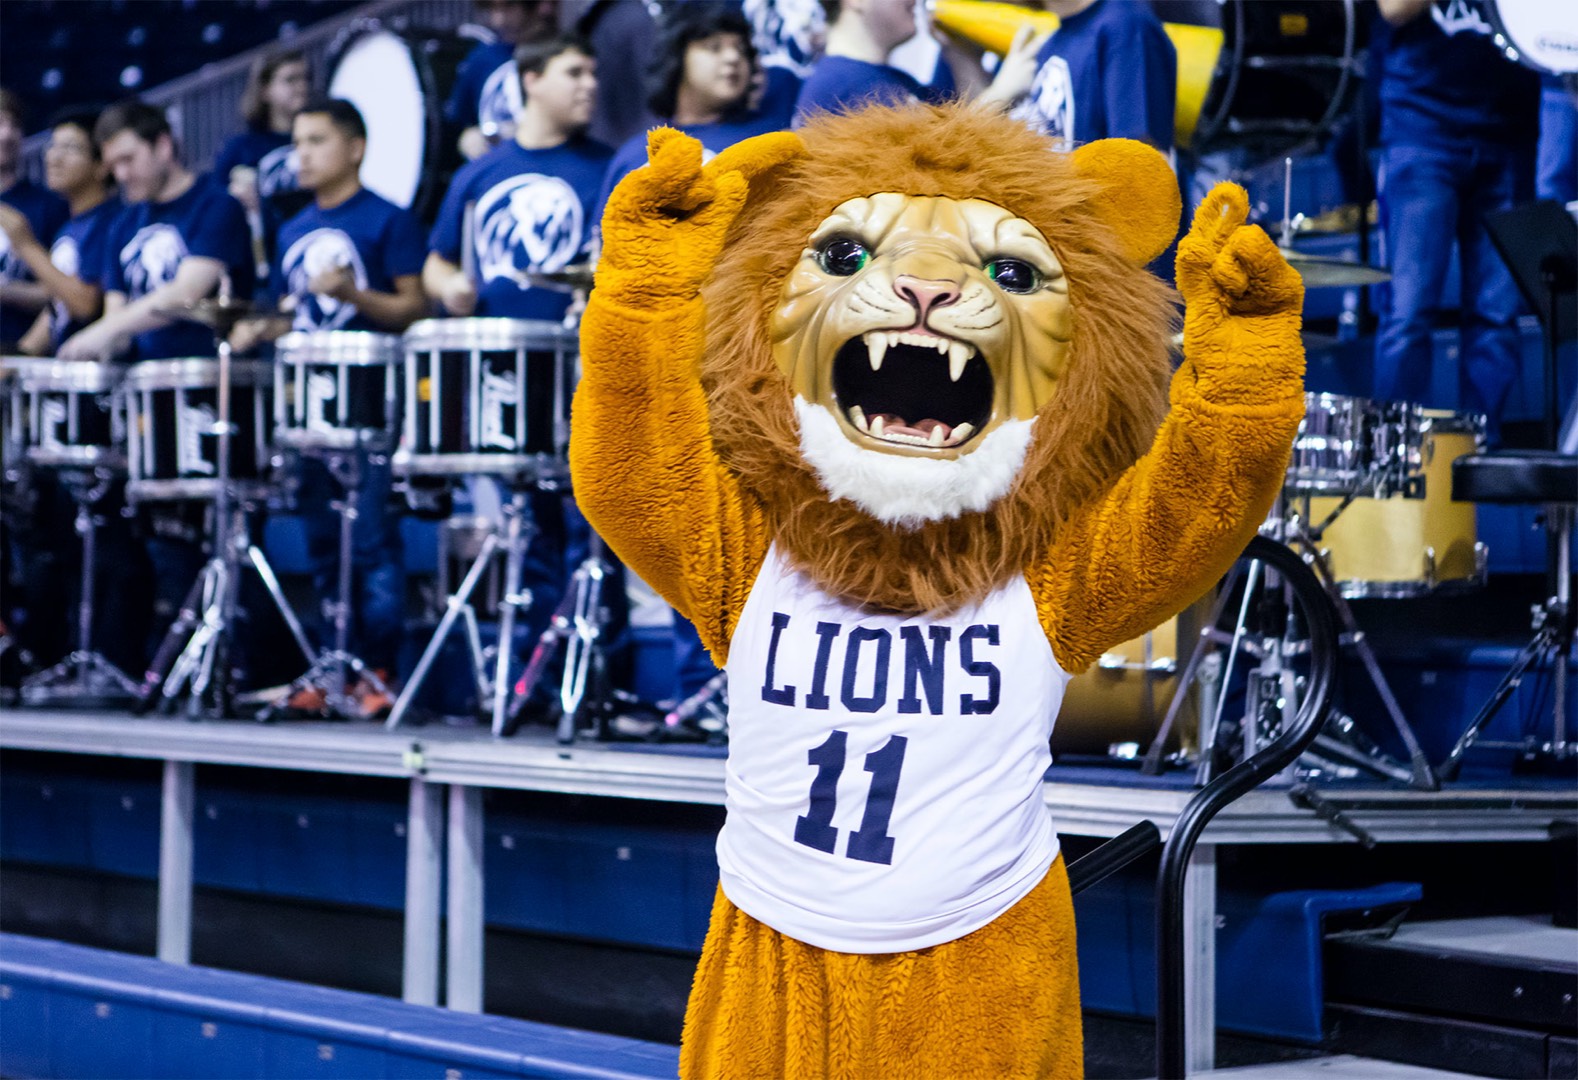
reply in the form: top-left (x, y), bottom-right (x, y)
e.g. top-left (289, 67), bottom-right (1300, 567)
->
top-left (699, 103), bottom-right (1179, 614)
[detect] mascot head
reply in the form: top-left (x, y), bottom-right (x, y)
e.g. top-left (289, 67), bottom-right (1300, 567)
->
top-left (700, 103), bottom-right (1181, 613)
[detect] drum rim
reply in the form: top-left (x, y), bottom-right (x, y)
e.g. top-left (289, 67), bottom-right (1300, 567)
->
top-left (123, 358), bottom-right (276, 387)
top-left (277, 330), bottom-right (405, 366)
top-left (12, 360), bottom-right (127, 392)
top-left (403, 317), bottom-right (577, 350)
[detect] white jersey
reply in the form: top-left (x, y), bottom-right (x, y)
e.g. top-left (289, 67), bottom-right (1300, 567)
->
top-left (718, 544), bottom-right (1071, 954)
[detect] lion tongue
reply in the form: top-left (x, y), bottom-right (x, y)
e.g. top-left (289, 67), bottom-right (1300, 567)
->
top-left (872, 414), bottom-right (952, 443)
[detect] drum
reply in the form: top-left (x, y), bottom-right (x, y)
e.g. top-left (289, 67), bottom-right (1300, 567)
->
top-left (1188, 0), bottom-right (1360, 152)
top-left (1303, 409), bottom-right (1486, 598)
top-left (1285, 393), bottom-right (1412, 496)
top-left (325, 20), bottom-right (470, 216)
top-left (395, 318), bottom-right (578, 480)
top-left (1054, 619), bottom-right (1185, 757)
top-left (9, 359), bottom-right (126, 471)
top-left (1487, 0), bottom-right (1578, 76)
top-left (122, 359), bottom-right (275, 503)
top-left (274, 331), bottom-right (403, 452)
top-left (2, 356), bottom-right (52, 473)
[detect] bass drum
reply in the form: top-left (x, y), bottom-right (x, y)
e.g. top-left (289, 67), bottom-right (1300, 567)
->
top-left (1163, 0), bottom-right (1362, 152)
top-left (1486, 0), bottom-right (1578, 76)
top-left (325, 19), bottom-right (472, 217)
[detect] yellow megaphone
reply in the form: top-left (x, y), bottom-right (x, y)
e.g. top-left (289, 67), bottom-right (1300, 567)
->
top-left (931, 0), bottom-right (1223, 148)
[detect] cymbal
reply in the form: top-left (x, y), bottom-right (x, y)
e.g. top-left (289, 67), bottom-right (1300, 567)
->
top-left (1280, 248), bottom-right (1392, 288)
top-left (525, 264), bottom-right (596, 292)
top-left (159, 296), bottom-right (259, 329)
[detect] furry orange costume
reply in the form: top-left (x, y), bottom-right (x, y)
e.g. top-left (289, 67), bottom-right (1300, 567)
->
top-left (573, 103), bottom-right (1305, 1078)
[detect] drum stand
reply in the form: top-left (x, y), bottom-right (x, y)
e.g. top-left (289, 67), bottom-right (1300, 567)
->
top-left (257, 446), bottom-right (394, 721)
top-left (140, 300), bottom-right (315, 716)
top-left (21, 469), bottom-right (141, 705)
top-left (661, 671), bottom-right (730, 741)
top-left (385, 484), bottom-right (536, 733)
top-left (1142, 505), bottom-right (1440, 791)
top-left (510, 529), bottom-right (626, 745)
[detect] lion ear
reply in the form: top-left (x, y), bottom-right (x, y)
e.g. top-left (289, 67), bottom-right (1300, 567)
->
top-left (1071, 139), bottom-right (1181, 266)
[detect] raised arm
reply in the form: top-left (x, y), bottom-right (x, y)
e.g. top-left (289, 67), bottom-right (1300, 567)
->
top-left (1035, 184), bottom-right (1306, 672)
top-left (571, 129), bottom-right (804, 656)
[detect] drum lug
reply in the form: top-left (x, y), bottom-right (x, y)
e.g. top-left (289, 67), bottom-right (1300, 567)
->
top-left (1423, 546), bottom-right (1437, 589)
top-left (1473, 542), bottom-right (1489, 584)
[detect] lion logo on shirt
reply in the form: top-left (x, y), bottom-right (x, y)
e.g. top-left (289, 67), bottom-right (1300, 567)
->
top-left (478, 60), bottom-right (525, 134)
top-left (120, 223), bottom-right (188, 298)
top-left (48, 234), bottom-right (81, 337)
top-left (282, 227), bottom-right (370, 331)
top-left (1012, 55), bottom-right (1076, 147)
top-left (474, 172), bottom-right (585, 285)
top-left (257, 143), bottom-right (301, 198)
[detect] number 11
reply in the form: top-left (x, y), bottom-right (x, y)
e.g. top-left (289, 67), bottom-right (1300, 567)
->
top-left (793, 730), bottom-right (908, 865)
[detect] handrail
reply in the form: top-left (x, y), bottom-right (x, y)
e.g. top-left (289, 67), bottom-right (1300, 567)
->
top-left (1155, 535), bottom-right (1339, 1078)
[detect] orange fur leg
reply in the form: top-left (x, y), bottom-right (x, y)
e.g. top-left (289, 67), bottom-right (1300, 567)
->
top-left (680, 856), bottom-right (1082, 1079)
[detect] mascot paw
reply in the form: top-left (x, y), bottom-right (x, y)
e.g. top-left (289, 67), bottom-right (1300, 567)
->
top-left (597, 128), bottom-right (805, 308)
top-left (1176, 184), bottom-right (1304, 319)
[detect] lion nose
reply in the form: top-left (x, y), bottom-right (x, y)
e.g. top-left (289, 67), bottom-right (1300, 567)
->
top-left (893, 275), bottom-right (961, 322)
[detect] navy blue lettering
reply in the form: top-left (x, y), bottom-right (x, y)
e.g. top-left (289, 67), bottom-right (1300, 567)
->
top-left (840, 626), bottom-right (892, 713)
top-left (847, 735), bottom-right (908, 864)
top-left (793, 729), bottom-right (846, 854)
top-left (897, 625), bottom-right (951, 715)
top-left (959, 624), bottom-right (1001, 714)
top-left (761, 611), bottom-right (796, 706)
top-left (804, 621), bottom-right (842, 710)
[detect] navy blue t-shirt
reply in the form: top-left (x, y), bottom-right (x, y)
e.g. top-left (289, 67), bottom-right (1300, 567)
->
top-left (596, 112), bottom-right (787, 226)
top-left (1012, 0), bottom-right (1176, 149)
top-left (1376, 0), bottom-right (1539, 148)
top-left (792, 56), bottom-right (950, 126)
top-left (428, 136), bottom-right (613, 321)
top-left (274, 188), bottom-right (427, 333)
top-left (0, 178), bottom-right (70, 345)
top-left (102, 175), bottom-right (255, 360)
top-left (213, 129), bottom-right (300, 200)
top-left (444, 40), bottom-right (518, 134)
top-left (47, 197), bottom-right (121, 350)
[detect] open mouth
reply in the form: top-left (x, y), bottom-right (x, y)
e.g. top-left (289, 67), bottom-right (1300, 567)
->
top-left (830, 330), bottom-right (994, 450)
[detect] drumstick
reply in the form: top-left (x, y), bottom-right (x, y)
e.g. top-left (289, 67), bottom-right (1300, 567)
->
top-left (461, 199), bottom-right (478, 288)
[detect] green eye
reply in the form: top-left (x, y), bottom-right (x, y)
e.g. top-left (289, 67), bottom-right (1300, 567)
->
top-left (985, 258), bottom-right (1040, 293)
top-left (818, 238), bottom-right (870, 276)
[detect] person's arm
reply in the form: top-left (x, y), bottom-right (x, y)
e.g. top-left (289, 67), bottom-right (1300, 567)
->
top-left (575, 129), bottom-right (803, 657)
top-left (309, 266), bottom-right (427, 331)
top-left (1378, 0), bottom-right (1432, 27)
top-left (0, 205), bottom-right (103, 321)
top-left (1032, 185), bottom-right (1306, 671)
top-left (421, 252), bottom-right (476, 316)
top-left (58, 256), bottom-right (225, 360)
top-left (975, 25), bottom-right (1052, 111)
top-left (17, 306), bottom-right (52, 355)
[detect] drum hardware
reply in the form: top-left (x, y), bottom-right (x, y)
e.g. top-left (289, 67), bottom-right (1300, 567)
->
top-left (506, 528), bottom-right (631, 745)
top-left (18, 467), bottom-right (141, 707)
top-left (385, 484), bottom-right (537, 734)
top-left (1277, 156), bottom-right (1391, 290)
top-left (138, 292), bottom-right (311, 716)
top-left (256, 444), bottom-right (396, 722)
top-left (524, 264), bottom-right (596, 294)
top-left (661, 671), bottom-right (730, 741)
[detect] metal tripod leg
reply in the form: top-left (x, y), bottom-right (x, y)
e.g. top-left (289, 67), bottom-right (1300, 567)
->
top-left (490, 491), bottom-right (532, 737)
top-left (386, 531), bottom-right (501, 729)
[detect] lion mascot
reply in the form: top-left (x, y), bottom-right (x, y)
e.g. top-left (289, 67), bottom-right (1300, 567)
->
top-left (573, 102), bottom-right (1304, 1078)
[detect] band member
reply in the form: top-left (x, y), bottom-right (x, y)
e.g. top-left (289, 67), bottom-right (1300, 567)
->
top-left (426, 33), bottom-right (611, 322)
top-left (60, 101), bottom-right (254, 363)
top-left (1012, 0), bottom-right (1177, 150)
top-left (427, 33), bottom-right (615, 716)
top-left (213, 49), bottom-right (312, 279)
top-left (234, 98), bottom-right (427, 715)
top-left (792, 0), bottom-right (1041, 126)
top-left (0, 109), bottom-right (118, 355)
top-left (0, 88), bottom-right (69, 350)
top-left (1372, 0), bottom-right (1539, 446)
top-left (58, 100), bottom-right (254, 662)
top-left (446, 0), bottom-right (561, 161)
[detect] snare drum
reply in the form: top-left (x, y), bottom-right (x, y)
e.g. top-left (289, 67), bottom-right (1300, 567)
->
top-left (1286, 393), bottom-right (1412, 496)
top-left (1304, 409), bottom-right (1486, 598)
top-left (395, 318), bottom-right (577, 479)
top-left (274, 331), bottom-right (402, 451)
top-left (122, 359), bottom-right (276, 502)
top-left (9, 359), bottom-right (126, 471)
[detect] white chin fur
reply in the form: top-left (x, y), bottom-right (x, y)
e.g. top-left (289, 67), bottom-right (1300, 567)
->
top-left (793, 398), bottom-right (1034, 530)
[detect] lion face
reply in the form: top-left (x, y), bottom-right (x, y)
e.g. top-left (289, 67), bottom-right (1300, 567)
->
top-left (769, 194), bottom-right (1072, 459)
